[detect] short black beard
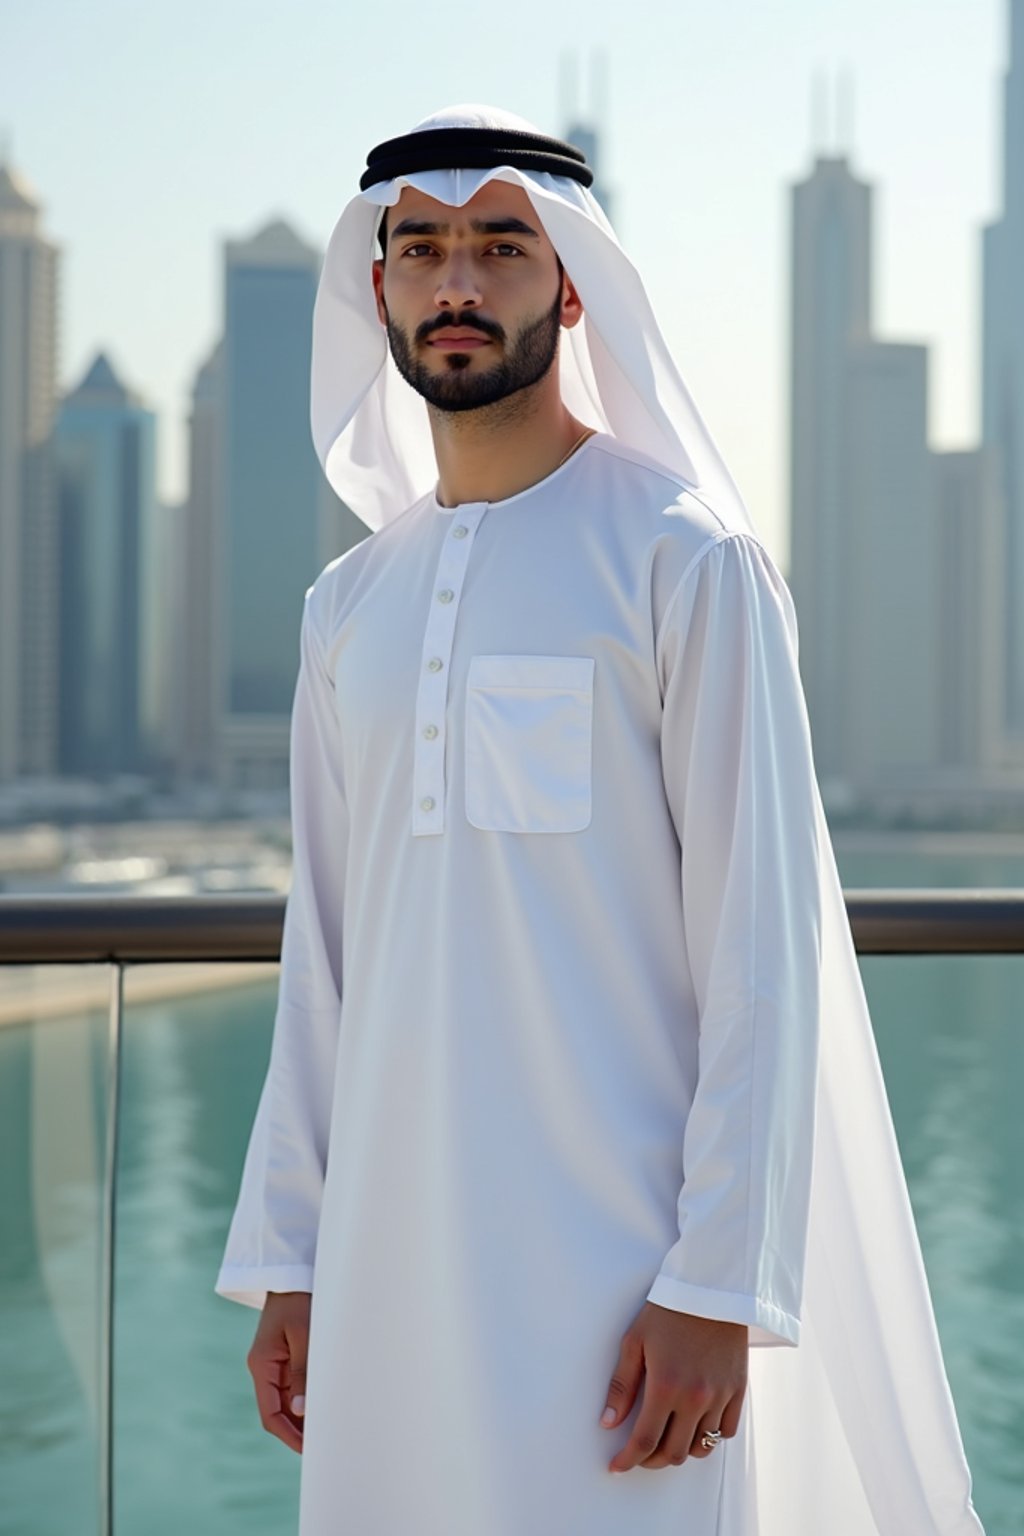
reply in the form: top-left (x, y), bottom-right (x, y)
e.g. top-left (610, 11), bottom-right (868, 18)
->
top-left (384, 289), bottom-right (564, 413)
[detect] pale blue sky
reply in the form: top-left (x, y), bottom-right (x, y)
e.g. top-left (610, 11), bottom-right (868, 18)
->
top-left (3, 0), bottom-right (1005, 560)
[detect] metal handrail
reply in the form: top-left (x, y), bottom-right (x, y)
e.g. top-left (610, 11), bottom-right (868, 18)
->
top-left (1, 889), bottom-right (1024, 960)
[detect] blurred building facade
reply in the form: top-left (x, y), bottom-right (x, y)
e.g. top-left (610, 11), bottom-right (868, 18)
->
top-left (216, 218), bottom-right (363, 791)
top-left (0, 158), bottom-right (60, 782)
top-left (562, 51), bottom-right (615, 229)
top-left (789, 117), bottom-right (1011, 820)
top-left (982, 0), bottom-right (1024, 753)
top-left (178, 340), bottom-right (223, 783)
top-left (842, 341), bottom-right (940, 791)
top-left (54, 352), bottom-right (159, 776)
top-left (788, 152), bottom-right (872, 800)
top-left (933, 448), bottom-right (1005, 776)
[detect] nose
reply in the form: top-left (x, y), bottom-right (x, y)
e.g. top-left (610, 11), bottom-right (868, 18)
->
top-left (434, 249), bottom-right (483, 310)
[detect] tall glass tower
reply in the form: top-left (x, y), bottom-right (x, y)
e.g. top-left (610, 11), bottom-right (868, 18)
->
top-left (220, 218), bottom-right (324, 788)
top-left (982, 0), bottom-right (1024, 737)
top-left (0, 157), bottom-right (59, 780)
top-left (788, 152), bottom-right (872, 792)
top-left (54, 353), bottom-right (158, 775)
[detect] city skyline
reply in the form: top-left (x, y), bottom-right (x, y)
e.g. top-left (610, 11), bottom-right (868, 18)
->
top-left (2, 0), bottom-right (1020, 817)
top-left (1, 0), bottom-right (1002, 563)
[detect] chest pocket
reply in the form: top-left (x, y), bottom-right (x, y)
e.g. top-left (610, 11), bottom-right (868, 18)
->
top-left (464, 654), bottom-right (595, 834)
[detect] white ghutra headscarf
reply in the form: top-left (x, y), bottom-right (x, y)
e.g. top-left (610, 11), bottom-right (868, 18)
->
top-left (309, 104), bottom-right (984, 1536)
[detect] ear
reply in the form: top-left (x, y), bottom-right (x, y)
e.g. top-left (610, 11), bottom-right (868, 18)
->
top-left (371, 259), bottom-right (387, 328)
top-left (559, 267), bottom-right (584, 331)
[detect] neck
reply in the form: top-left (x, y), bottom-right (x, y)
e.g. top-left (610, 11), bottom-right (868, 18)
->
top-left (428, 369), bottom-right (590, 506)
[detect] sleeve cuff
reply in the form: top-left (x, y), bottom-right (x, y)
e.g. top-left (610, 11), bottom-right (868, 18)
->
top-left (645, 1273), bottom-right (800, 1347)
top-left (214, 1263), bottom-right (315, 1310)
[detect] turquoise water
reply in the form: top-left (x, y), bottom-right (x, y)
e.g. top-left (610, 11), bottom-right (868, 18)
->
top-left (0, 843), bottom-right (1021, 1534)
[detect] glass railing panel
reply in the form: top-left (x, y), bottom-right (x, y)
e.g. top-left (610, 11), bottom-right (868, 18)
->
top-left (4, 945), bottom-right (1020, 1533)
top-left (113, 961), bottom-right (297, 1536)
top-left (0, 963), bottom-right (114, 1536)
top-left (861, 952), bottom-right (1024, 1536)
top-left (111, 952), bottom-right (1020, 1533)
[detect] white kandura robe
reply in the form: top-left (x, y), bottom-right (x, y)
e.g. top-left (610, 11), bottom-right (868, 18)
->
top-left (216, 432), bottom-right (983, 1535)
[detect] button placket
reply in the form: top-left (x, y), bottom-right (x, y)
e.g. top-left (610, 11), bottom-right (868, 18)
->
top-left (412, 509), bottom-right (486, 835)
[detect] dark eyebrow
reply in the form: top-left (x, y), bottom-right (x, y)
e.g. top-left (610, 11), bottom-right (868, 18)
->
top-left (390, 218), bottom-right (448, 240)
top-left (389, 216), bottom-right (542, 243)
top-left (468, 218), bottom-right (541, 239)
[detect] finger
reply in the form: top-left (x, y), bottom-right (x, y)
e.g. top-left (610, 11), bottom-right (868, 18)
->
top-left (250, 1361), bottom-right (304, 1454)
top-left (640, 1388), bottom-right (716, 1469)
top-left (270, 1409), bottom-right (304, 1454)
top-left (608, 1375), bottom-right (674, 1473)
top-left (688, 1406), bottom-right (727, 1460)
top-left (286, 1362), bottom-right (308, 1418)
top-left (719, 1381), bottom-right (747, 1440)
top-left (600, 1329), bottom-right (644, 1429)
top-left (638, 1410), bottom-right (696, 1469)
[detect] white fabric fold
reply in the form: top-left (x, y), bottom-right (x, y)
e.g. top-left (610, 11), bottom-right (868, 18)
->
top-left (216, 585), bottom-right (347, 1310)
top-left (647, 534), bottom-right (821, 1351)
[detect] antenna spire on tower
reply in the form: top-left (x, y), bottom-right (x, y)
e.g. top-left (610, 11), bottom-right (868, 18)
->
top-left (837, 62), bottom-right (856, 158)
top-left (593, 48), bottom-right (609, 126)
top-left (559, 51), bottom-right (579, 127)
top-left (811, 66), bottom-right (828, 157)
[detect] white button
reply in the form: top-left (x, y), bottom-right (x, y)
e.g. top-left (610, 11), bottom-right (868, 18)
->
top-left (427, 657), bottom-right (443, 672)
top-left (423, 724), bottom-right (438, 739)
top-left (420, 796), bottom-right (435, 812)
top-left (452, 525), bottom-right (468, 538)
top-left (437, 588), bottom-right (454, 604)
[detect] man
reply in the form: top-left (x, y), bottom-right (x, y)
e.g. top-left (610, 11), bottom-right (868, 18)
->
top-left (217, 106), bottom-right (984, 1535)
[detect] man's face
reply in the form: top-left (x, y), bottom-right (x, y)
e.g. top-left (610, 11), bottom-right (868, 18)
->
top-left (371, 181), bottom-right (582, 412)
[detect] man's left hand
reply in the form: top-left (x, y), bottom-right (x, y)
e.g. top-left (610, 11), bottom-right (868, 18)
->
top-left (600, 1302), bottom-right (748, 1472)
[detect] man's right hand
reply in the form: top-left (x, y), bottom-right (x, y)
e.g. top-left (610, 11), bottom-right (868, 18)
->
top-left (246, 1290), bottom-right (311, 1454)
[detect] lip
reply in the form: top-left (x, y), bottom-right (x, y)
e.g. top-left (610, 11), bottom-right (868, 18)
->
top-left (426, 334), bottom-right (492, 349)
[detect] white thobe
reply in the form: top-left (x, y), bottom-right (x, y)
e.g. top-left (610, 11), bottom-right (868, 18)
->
top-left (216, 432), bottom-right (983, 1535)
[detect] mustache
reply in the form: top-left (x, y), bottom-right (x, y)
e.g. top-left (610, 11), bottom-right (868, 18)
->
top-left (415, 312), bottom-right (505, 344)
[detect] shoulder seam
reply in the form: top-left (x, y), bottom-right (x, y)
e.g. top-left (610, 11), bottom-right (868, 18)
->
top-left (653, 528), bottom-right (756, 667)
top-left (301, 577), bottom-right (332, 681)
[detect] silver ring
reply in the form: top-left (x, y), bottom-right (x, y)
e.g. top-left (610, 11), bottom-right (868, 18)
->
top-left (699, 1429), bottom-right (723, 1451)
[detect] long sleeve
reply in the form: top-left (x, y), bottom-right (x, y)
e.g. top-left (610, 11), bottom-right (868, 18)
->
top-left (645, 531), bottom-right (823, 1347)
top-left (215, 577), bottom-right (349, 1309)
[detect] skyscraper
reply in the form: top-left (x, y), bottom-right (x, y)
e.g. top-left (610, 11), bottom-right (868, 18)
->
top-left (179, 339), bottom-right (223, 782)
top-left (841, 340), bottom-right (938, 793)
top-left (219, 218), bottom-right (329, 789)
top-left (933, 448), bottom-right (1005, 776)
top-left (982, 0), bottom-right (1024, 739)
top-left (54, 352), bottom-right (158, 776)
top-left (563, 120), bottom-right (614, 230)
top-left (788, 135), bottom-right (965, 813)
top-left (0, 157), bottom-right (60, 781)
top-left (562, 51), bottom-right (615, 229)
top-left (787, 152), bottom-right (871, 797)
